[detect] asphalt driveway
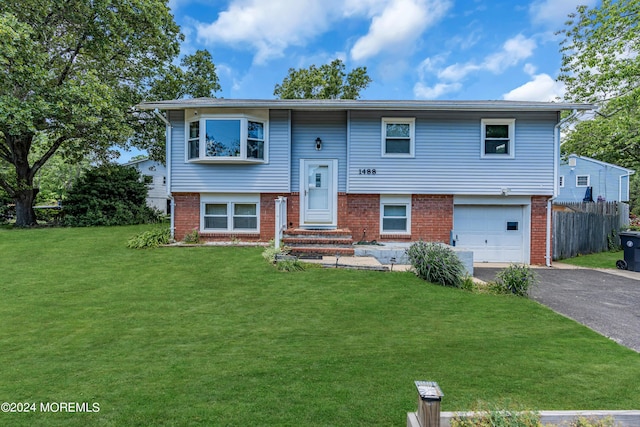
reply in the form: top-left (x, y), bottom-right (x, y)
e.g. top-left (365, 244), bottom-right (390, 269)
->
top-left (474, 265), bottom-right (640, 353)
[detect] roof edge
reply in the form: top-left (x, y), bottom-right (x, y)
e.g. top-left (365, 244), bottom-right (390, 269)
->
top-left (567, 154), bottom-right (635, 173)
top-left (136, 98), bottom-right (594, 112)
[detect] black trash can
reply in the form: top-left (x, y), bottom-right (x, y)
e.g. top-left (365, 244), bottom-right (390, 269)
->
top-left (618, 231), bottom-right (640, 271)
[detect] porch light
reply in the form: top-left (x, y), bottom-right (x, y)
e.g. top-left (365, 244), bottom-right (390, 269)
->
top-left (315, 137), bottom-right (322, 151)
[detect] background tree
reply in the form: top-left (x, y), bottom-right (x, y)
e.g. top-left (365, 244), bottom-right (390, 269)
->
top-left (63, 164), bottom-right (159, 227)
top-left (137, 49), bottom-right (221, 161)
top-left (559, 0), bottom-right (640, 163)
top-left (558, 0), bottom-right (640, 212)
top-left (0, 2), bottom-right (220, 227)
top-left (274, 59), bottom-right (372, 99)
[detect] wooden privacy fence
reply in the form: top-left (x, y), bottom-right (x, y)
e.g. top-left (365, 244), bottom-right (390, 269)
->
top-left (553, 202), bottom-right (629, 260)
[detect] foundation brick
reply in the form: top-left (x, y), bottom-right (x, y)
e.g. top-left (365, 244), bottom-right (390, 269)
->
top-left (171, 192), bottom-right (549, 265)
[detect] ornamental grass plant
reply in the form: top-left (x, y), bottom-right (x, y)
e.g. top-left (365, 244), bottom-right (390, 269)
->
top-left (406, 240), bottom-right (466, 287)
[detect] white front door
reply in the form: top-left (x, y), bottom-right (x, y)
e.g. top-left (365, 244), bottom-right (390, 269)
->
top-left (300, 159), bottom-right (337, 227)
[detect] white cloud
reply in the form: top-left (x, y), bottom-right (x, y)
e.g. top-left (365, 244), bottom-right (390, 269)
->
top-left (197, 0), bottom-right (338, 64)
top-left (417, 54), bottom-right (449, 78)
top-left (503, 73), bottom-right (565, 102)
top-left (196, 0), bottom-right (451, 65)
top-left (350, 0), bottom-right (452, 61)
top-left (413, 34), bottom-right (538, 99)
top-left (529, 0), bottom-right (597, 28)
top-left (414, 81), bottom-right (461, 99)
top-left (484, 34), bottom-right (537, 73)
top-left (437, 34), bottom-right (536, 81)
top-left (523, 63), bottom-right (537, 76)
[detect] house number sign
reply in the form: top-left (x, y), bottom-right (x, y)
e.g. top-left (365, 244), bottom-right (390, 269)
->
top-left (358, 168), bottom-right (377, 175)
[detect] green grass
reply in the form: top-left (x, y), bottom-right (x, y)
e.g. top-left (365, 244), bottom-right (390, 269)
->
top-left (0, 226), bottom-right (639, 426)
top-left (558, 250), bottom-right (624, 269)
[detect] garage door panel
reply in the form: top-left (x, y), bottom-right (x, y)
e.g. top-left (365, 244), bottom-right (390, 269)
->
top-left (454, 205), bottom-right (525, 263)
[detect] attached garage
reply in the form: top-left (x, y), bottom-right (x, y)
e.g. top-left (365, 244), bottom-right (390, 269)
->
top-left (453, 198), bottom-right (531, 263)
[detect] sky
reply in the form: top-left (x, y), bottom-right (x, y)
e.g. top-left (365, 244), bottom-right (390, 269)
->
top-left (121, 0), bottom-right (598, 162)
top-left (169, 0), bottom-right (598, 101)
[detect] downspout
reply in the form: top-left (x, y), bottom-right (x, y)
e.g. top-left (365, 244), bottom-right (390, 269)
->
top-left (620, 170), bottom-right (635, 202)
top-left (547, 109), bottom-right (578, 266)
top-left (153, 109), bottom-right (174, 240)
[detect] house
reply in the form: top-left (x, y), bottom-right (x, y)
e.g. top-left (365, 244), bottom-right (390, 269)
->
top-left (556, 154), bottom-right (635, 203)
top-left (124, 158), bottom-right (170, 214)
top-left (137, 99), bottom-right (592, 265)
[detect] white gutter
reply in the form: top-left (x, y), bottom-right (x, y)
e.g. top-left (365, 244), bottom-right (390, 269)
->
top-left (152, 109), bottom-right (174, 239)
top-left (547, 109), bottom-right (579, 266)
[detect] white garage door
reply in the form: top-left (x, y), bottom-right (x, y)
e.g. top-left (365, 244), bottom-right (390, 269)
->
top-left (453, 205), bottom-right (525, 263)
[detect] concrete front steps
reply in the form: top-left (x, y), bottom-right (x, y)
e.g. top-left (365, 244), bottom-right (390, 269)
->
top-left (282, 228), bottom-right (354, 258)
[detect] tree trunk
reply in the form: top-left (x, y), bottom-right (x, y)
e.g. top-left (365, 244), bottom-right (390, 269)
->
top-left (14, 187), bottom-right (39, 227)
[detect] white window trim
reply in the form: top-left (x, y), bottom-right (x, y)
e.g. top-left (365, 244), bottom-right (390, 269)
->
top-left (200, 194), bottom-right (260, 233)
top-left (381, 117), bottom-right (415, 158)
top-left (481, 118), bottom-right (515, 159)
top-left (185, 114), bottom-right (268, 164)
top-left (559, 176), bottom-right (564, 188)
top-left (576, 175), bottom-right (590, 187)
top-left (380, 195), bottom-right (411, 235)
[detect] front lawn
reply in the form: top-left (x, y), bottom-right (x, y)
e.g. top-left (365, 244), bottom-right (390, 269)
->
top-left (557, 250), bottom-right (624, 269)
top-left (0, 226), bottom-right (638, 426)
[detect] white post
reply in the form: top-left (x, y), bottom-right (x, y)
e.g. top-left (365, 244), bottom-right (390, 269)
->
top-left (274, 196), bottom-right (287, 249)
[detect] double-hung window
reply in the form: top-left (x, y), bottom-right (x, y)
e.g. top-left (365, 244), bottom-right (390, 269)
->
top-left (576, 175), bottom-right (590, 187)
top-left (201, 195), bottom-right (260, 232)
top-left (380, 195), bottom-right (411, 234)
top-left (481, 118), bottom-right (515, 158)
top-left (381, 118), bottom-right (415, 157)
top-left (187, 115), bottom-right (267, 163)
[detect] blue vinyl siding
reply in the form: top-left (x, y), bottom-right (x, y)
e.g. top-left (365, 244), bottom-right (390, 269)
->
top-left (291, 111), bottom-right (347, 192)
top-left (557, 155), bottom-right (633, 202)
top-left (348, 110), bottom-right (557, 195)
top-left (169, 108), bottom-right (562, 196)
top-left (169, 110), bottom-right (290, 193)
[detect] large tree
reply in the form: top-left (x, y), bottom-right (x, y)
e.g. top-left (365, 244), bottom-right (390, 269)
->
top-left (0, 1), bottom-right (220, 227)
top-left (559, 0), bottom-right (640, 165)
top-left (137, 49), bottom-right (221, 161)
top-left (274, 59), bottom-right (372, 99)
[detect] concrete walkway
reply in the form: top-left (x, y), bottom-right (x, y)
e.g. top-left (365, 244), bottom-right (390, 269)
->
top-left (302, 255), bottom-right (413, 271)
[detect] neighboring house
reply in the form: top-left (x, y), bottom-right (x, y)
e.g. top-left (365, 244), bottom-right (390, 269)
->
top-left (137, 99), bottom-right (591, 265)
top-left (124, 158), bottom-right (170, 214)
top-left (556, 154), bottom-right (635, 203)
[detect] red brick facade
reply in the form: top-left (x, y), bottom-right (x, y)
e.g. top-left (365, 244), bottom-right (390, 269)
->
top-left (173, 193), bottom-right (200, 241)
top-left (171, 192), bottom-right (551, 265)
top-left (530, 196), bottom-right (551, 265)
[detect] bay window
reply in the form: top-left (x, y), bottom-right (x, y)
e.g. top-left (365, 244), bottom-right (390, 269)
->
top-left (187, 116), bottom-right (267, 163)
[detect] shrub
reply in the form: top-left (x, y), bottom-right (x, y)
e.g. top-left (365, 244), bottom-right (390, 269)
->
top-left (63, 164), bottom-right (161, 227)
top-left (568, 416), bottom-right (617, 427)
top-left (451, 401), bottom-right (541, 427)
top-left (406, 241), bottom-right (465, 288)
top-left (127, 227), bottom-right (171, 249)
top-left (0, 189), bottom-right (14, 224)
top-left (262, 242), bottom-right (281, 263)
top-left (493, 264), bottom-right (537, 297)
top-left (275, 259), bottom-right (306, 272)
top-left (183, 228), bottom-right (200, 244)
top-left (262, 242), bottom-right (305, 272)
